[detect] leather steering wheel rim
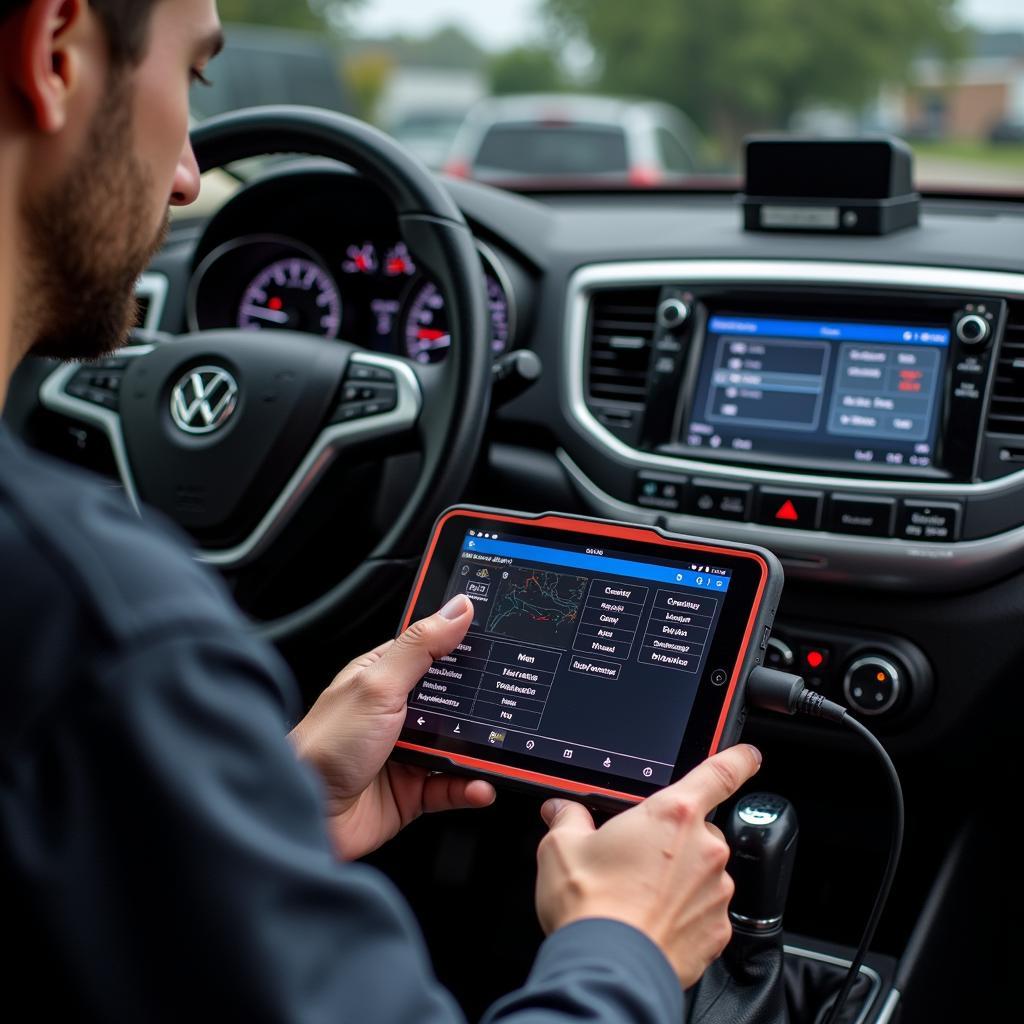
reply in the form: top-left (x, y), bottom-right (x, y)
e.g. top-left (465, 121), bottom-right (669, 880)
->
top-left (185, 106), bottom-right (492, 641)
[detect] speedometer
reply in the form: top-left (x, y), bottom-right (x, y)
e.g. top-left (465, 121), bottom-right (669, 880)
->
top-left (239, 257), bottom-right (342, 339)
top-left (403, 272), bottom-right (511, 363)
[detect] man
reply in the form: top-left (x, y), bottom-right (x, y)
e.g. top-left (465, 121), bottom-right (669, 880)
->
top-left (0, 2), bottom-right (761, 1020)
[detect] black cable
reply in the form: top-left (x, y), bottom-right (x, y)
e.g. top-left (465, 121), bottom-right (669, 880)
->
top-left (746, 667), bottom-right (905, 1024)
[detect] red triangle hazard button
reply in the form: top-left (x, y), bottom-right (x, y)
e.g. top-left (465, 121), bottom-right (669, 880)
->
top-left (775, 499), bottom-right (800, 522)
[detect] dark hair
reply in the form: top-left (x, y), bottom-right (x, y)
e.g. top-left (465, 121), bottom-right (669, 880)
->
top-left (0, 0), bottom-right (159, 64)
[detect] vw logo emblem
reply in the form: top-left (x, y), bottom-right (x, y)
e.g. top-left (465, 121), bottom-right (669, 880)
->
top-left (170, 366), bottom-right (239, 435)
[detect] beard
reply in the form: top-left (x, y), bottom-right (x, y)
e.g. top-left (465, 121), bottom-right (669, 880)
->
top-left (23, 75), bottom-right (170, 362)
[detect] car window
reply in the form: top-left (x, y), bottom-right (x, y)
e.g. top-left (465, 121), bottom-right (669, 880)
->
top-left (195, 1), bottom-right (1024, 194)
top-left (474, 123), bottom-right (629, 176)
top-left (655, 127), bottom-right (695, 174)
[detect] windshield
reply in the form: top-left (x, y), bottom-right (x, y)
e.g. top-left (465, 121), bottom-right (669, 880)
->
top-left (199, 0), bottom-right (1024, 194)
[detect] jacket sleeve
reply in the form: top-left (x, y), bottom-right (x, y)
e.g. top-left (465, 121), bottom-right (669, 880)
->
top-left (6, 625), bottom-right (682, 1024)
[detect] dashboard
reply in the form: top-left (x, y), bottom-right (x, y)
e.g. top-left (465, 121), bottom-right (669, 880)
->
top-left (129, 165), bottom-right (1024, 742)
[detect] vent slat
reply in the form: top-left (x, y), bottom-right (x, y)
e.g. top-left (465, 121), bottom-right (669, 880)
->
top-left (586, 287), bottom-right (659, 404)
top-left (986, 309), bottom-right (1024, 437)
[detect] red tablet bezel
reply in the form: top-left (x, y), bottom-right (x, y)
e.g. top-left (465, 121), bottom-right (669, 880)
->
top-left (396, 510), bottom-right (770, 804)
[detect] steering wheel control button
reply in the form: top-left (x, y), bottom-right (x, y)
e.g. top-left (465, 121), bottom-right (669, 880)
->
top-left (756, 488), bottom-right (823, 530)
top-left (844, 655), bottom-right (901, 716)
top-left (329, 364), bottom-right (398, 424)
top-left (635, 473), bottom-right (687, 512)
top-left (686, 479), bottom-right (752, 521)
top-left (826, 495), bottom-right (896, 537)
top-left (897, 501), bottom-right (962, 542)
top-left (348, 364), bottom-right (396, 383)
top-left (67, 361), bottom-right (129, 411)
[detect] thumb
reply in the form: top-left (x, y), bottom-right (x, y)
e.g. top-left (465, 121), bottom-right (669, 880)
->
top-left (541, 799), bottom-right (596, 836)
top-left (362, 595), bottom-right (474, 703)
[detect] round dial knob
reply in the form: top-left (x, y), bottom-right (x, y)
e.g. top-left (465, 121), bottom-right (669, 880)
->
top-left (843, 655), bottom-right (902, 716)
top-left (955, 313), bottom-right (990, 346)
top-left (657, 298), bottom-right (691, 331)
top-left (765, 637), bottom-right (795, 670)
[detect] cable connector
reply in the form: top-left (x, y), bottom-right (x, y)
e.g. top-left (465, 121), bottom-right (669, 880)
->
top-left (747, 666), bottom-right (846, 723)
top-left (744, 665), bottom-right (904, 1024)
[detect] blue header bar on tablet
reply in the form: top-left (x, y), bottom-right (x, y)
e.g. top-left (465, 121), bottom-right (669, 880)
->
top-left (462, 536), bottom-right (732, 592)
top-left (708, 316), bottom-right (950, 347)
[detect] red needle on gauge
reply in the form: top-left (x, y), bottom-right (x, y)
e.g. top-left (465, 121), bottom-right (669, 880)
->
top-left (418, 329), bottom-right (448, 342)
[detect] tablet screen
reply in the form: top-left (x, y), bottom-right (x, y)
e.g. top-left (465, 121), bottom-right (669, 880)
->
top-left (398, 510), bottom-right (772, 802)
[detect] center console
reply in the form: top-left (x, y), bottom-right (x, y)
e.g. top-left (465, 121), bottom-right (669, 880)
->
top-left (560, 260), bottom-right (1024, 593)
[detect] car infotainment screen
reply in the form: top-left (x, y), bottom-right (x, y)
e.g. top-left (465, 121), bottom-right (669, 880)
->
top-left (395, 508), bottom-right (781, 807)
top-left (684, 314), bottom-right (951, 469)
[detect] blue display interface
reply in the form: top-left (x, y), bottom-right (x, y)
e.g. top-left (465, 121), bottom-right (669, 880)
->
top-left (685, 314), bottom-right (950, 469)
top-left (404, 532), bottom-right (735, 787)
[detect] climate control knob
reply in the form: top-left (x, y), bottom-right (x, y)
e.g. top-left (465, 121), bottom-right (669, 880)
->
top-left (657, 298), bottom-right (691, 331)
top-left (843, 655), bottom-right (902, 716)
top-left (955, 313), bottom-right (991, 346)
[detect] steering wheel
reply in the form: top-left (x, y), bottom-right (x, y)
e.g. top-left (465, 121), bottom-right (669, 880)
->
top-left (23, 106), bottom-right (492, 641)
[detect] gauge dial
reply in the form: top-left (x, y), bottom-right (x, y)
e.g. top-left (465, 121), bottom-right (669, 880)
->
top-left (239, 257), bottom-right (342, 339)
top-left (403, 274), bottom-right (511, 363)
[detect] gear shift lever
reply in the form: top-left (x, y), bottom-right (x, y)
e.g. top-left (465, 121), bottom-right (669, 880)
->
top-left (727, 794), bottom-right (800, 935)
top-left (687, 794), bottom-right (799, 1024)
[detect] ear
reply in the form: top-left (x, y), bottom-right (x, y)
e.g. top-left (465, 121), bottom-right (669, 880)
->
top-left (6, 0), bottom-right (91, 134)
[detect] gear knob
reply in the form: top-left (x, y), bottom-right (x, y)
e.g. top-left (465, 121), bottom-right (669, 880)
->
top-left (724, 793), bottom-right (799, 935)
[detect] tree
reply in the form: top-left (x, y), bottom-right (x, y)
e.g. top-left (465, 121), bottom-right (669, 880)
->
top-left (544, 0), bottom-right (966, 151)
top-left (489, 46), bottom-right (567, 96)
top-left (218, 0), bottom-right (361, 32)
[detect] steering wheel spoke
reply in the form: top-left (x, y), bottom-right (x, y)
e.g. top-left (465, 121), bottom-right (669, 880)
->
top-left (38, 345), bottom-right (151, 513)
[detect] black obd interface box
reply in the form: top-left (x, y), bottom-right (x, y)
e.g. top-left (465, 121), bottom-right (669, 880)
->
top-left (742, 135), bottom-right (919, 236)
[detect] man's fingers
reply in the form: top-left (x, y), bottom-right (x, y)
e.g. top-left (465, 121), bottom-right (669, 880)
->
top-left (361, 595), bottom-right (474, 701)
top-left (540, 799), bottom-right (596, 836)
top-left (660, 745), bottom-right (762, 817)
top-left (420, 775), bottom-right (497, 814)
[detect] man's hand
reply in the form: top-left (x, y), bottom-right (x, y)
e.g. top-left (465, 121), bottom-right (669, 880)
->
top-left (290, 595), bottom-right (495, 860)
top-left (535, 744), bottom-right (762, 989)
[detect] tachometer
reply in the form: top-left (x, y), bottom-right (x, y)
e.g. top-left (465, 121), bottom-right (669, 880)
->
top-left (239, 257), bottom-right (342, 339)
top-left (403, 272), bottom-right (511, 363)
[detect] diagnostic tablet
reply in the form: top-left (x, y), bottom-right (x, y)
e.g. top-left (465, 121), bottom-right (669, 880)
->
top-left (394, 507), bottom-right (783, 810)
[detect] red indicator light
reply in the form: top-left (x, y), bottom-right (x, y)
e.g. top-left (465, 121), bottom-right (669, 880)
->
top-left (268, 297), bottom-right (283, 311)
top-left (806, 650), bottom-right (824, 670)
top-left (775, 499), bottom-right (799, 522)
top-left (876, 671), bottom-right (887, 683)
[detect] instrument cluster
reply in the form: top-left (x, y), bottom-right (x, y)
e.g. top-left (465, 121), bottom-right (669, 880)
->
top-left (188, 233), bottom-right (514, 363)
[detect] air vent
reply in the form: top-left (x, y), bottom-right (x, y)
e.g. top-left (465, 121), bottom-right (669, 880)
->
top-left (586, 287), bottom-right (660, 404)
top-left (986, 305), bottom-right (1024, 436)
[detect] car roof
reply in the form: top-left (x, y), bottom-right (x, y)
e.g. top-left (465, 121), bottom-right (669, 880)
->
top-left (464, 93), bottom-right (678, 125)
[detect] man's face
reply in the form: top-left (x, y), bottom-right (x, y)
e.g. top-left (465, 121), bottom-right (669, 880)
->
top-left (25, 0), bottom-right (221, 361)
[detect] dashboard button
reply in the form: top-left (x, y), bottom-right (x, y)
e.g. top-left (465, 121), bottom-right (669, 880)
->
top-left (799, 645), bottom-right (831, 672)
top-left (756, 488), bottom-right (823, 530)
top-left (827, 495), bottom-right (896, 537)
top-left (635, 473), bottom-right (686, 512)
top-left (844, 655), bottom-right (901, 715)
top-left (897, 501), bottom-right (961, 542)
top-left (686, 479), bottom-right (752, 521)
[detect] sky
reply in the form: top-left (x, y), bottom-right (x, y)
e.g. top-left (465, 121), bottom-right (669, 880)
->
top-left (346, 0), bottom-right (1024, 50)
